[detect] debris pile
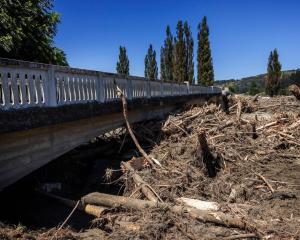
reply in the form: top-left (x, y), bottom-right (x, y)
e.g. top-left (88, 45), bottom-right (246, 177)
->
top-left (1, 94), bottom-right (300, 239)
top-left (99, 94), bottom-right (300, 239)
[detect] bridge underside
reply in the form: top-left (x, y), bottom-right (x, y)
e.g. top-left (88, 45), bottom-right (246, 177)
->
top-left (0, 94), bottom-right (221, 190)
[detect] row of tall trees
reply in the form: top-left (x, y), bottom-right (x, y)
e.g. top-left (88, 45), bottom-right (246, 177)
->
top-left (116, 17), bottom-right (214, 86)
top-left (160, 17), bottom-right (214, 85)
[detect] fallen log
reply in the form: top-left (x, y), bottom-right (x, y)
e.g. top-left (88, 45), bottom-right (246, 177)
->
top-left (39, 191), bottom-right (106, 218)
top-left (176, 197), bottom-right (251, 212)
top-left (82, 192), bottom-right (254, 231)
top-left (288, 84), bottom-right (300, 101)
top-left (176, 197), bottom-right (219, 211)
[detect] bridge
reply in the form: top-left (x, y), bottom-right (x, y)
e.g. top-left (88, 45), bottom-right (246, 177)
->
top-left (0, 58), bottom-right (221, 190)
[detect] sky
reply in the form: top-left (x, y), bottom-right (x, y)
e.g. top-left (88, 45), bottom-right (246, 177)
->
top-left (54, 0), bottom-right (300, 80)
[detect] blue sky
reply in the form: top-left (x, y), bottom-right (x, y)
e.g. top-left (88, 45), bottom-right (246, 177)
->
top-left (54, 0), bottom-right (300, 80)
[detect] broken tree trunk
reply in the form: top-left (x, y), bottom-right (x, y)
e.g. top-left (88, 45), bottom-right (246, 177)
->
top-left (196, 131), bottom-right (223, 177)
top-left (222, 94), bottom-right (230, 114)
top-left (82, 192), bottom-right (253, 231)
top-left (288, 84), bottom-right (300, 101)
top-left (236, 100), bottom-right (242, 122)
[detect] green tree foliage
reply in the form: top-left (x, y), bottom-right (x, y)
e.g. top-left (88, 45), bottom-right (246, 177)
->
top-left (0, 0), bottom-right (68, 65)
top-left (144, 44), bottom-right (158, 80)
top-left (248, 81), bottom-right (260, 95)
top-left (290, 70), bottom-right (300, 84)
top-left (160, 26), bottom-right (174, 81)
top-left (266, 49), bottom-right (282, 96)
top-left (173, 21), bottom-right (186, 82)
top-left (116, 46), bottom-right (130, 75)
top-left (184, 22), bottom-right (194, 84)
top-left (160, 47), bottom-right (166, 80)
top-left (197, 16), bottom-right (214, 86)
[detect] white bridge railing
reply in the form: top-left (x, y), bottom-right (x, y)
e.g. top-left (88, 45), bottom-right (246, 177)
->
top-left (0, 58), bottom-right (221, 110)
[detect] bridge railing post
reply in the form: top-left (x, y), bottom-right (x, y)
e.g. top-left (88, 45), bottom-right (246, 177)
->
top-left (96, 73), bottom-right (104, 103)
top-left (183, 81), bottom-right (189, 95)
top-left (46, 65), bottom-right (57, 107)
top-left (126, 77), bottom-right (133, 100)
top-left (146, 79), bottom-right (151, 99)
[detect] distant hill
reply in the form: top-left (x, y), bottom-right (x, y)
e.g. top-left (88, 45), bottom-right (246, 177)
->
top-left (215, 69), bottom-right (300, 95)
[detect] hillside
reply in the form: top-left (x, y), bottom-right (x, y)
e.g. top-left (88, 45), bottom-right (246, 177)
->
top-left (216, 69), bottom-right (300, 95)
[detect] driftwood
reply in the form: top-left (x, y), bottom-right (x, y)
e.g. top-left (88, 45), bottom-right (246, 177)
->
top-left (288, 84), bottom-right (300, 101)
top-left (121, 161), bottom-right (161, 202)
top-left (82, 192), bottom-right (254, 231)
top-left (116, 86), bottom-right (156, 167)
top-left (256, 173), bottom-right (275, 193)
top-left (176, 197), bottom-right (219, 211)
top-left (256, 121), bottom-right (278, 131)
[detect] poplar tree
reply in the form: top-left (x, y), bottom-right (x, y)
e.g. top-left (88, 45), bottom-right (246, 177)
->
top-left (116, 46), bottom-right (129, 75)
top-left (160, 26), bottom-right (174, 81)
top-left (144, 44), bottom-right (158, 80)
top-left (184, 21), bottom-right (194, 84)
top-left (197, 16), bottom-right (214, 86)
top-left (173, 21), bottom-right (186, 82)
top-left (266, 49), bottom-right (281, 96)
top-left (160, 47), bottom-right (166, 80)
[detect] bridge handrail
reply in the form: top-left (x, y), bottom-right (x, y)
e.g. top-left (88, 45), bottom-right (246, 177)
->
top-left (0, 58), bottom-right (221, 109)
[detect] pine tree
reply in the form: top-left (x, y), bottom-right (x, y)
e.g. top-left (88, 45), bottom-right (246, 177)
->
top-left (184, 21), bottom-right (194, 84)
top-left (116, 46), bottom-right (129, 75)
top-left (173, 20), bottom-right (186, 82)
top-left (144, 44), bottom-right (158, 80)
top-left (266, 49), bottom-right (281, 96)
top-left (160, 26), bottom-right (174, 81)
top-left (197, 16), bottom-right (214, 86)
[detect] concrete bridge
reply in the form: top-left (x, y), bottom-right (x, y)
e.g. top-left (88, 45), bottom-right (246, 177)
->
top-left (0, 58), bottom-right (221, 190)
